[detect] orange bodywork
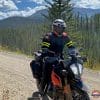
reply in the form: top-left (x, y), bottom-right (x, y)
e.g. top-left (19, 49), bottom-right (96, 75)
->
top-left (63, 85), bottom-right (71, 94)
top-left (51, 70), bottom-right (71, 94)
top-left (51, 70), bottom-right (62, 88)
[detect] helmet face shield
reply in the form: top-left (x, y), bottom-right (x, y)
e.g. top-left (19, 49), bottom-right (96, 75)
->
top-left (53, 25), bottom-right (65, 35)
top-left (57, 24), bottom-right (66, 28)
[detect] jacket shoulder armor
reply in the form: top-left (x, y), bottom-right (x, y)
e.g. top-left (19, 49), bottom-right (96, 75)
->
top-left (44, 32), bottom-right (52, 40)
top-left (62, 32), bottom-right (68, 37)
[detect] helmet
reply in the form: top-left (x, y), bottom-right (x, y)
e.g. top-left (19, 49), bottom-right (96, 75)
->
top-left (52, 19), bottom-right (66, 28)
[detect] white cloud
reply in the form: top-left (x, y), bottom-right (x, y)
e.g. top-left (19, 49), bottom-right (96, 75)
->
top-left (0, 6), bottom-right (46, 20)
top-left (74, 0), bottom-right (100, 9)
top-left (27, 7), bottom-right (32, 10)
top-left (0, 11), bottom-right (7, 20)
top-left (30, 0), bottom-right (45, 4)
top-left (0, 11), bottom-right (4, 16)
top-left (0, 0), bottom-right (100, 20)
top-left (15, 0), bottom-right (21, 3)
top-left (30, 0), bottom-right (100, 9)
top-left (0, 0), bottom-right (18, 10)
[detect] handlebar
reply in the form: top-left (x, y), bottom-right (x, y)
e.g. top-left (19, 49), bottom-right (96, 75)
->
top-left (34, 48), bottom-right (87, 63)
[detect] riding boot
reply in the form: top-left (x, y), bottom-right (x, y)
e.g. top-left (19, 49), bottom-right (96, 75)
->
top-left (39, 77), bottom-right (47, 96)
top-left (36, 78), bottom-right (41, 90)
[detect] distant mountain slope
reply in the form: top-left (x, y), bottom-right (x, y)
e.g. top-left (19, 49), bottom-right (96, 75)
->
top-left (29, 9), bottom-right (47, 20)
top-left (0, 17), bottom-right (33, 28)
top-left (0, 7), bottom-right (100, 28)
top-left (73, 7), bottom-right (100, 16)
top-left (25, 7), bottom-right (100, 21)
top-left (0, 16), bottom-right (45, 28)
top-left (30, 7), bottom-right (100, 19)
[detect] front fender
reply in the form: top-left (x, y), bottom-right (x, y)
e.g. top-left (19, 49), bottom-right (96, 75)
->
top-left (81, 82), bottom-right (90, 93)
top-left (71, 80), bottom-right (89, 93)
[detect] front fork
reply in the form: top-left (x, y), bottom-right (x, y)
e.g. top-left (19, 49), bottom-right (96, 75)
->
top-left (73, 79), bottom-right (89, 93)
top-left (53, 80), bottom-right (73, 100)
top-left (63, 79), bottom-right (73, 100)
top-left (71, 79), bottom-right (90, 98)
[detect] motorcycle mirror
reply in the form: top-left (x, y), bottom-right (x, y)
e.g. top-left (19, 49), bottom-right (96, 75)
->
top-left (79, 48), bottom-right (84, 52)
top-left (82, 56), bottom-right (87, 62)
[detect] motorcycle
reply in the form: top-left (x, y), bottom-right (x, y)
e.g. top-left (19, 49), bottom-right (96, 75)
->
top-left (31, 49), bottom-right (90, 100)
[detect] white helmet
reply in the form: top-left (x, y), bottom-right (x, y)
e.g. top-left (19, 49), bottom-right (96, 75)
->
top-left (52, 19), bottom-right (66, 28)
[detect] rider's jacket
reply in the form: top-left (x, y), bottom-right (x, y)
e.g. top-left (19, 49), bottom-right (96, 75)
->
top-left (41, 32), bottom-right (75, 57)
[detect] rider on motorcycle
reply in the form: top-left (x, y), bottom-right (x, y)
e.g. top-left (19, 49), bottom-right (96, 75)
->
top-left (40, 19), bottom-right (76, 94)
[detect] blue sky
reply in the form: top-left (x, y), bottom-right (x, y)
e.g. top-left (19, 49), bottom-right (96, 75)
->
top-left (15, 0), bottom-right (42, 10)
top-left (0, 0), bottom-right (100, 20)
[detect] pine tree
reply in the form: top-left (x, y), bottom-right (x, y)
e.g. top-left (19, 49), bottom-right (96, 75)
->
top-left (44, 0), bottom-right (73, 23)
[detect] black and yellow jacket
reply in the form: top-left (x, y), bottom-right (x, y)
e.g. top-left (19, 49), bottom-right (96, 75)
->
top-left (41, 32), bottom-right (75, 57)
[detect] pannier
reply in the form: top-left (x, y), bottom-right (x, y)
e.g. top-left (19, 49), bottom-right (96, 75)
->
top-left (30, 60), bottom-right (42, 78)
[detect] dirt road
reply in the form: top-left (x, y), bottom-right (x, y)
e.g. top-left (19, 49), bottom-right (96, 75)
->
top-left (0, 51), bottom-right (100, 100)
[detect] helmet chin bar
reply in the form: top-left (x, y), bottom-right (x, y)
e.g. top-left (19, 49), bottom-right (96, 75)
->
top-left (53, 25), bottom-right (65, 35)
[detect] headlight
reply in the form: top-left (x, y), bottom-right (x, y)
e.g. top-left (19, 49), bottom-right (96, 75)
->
top-left (70, 63), bottom-right (83, 76)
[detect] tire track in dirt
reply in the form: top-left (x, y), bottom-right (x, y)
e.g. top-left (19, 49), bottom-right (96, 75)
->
top-left (0, 51), bottom-right (100, 100)
top-left (0, 52), bottom-right (37, 100)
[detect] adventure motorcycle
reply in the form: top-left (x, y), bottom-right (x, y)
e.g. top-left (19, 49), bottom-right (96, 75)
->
top-left (30, 49), bottom-right (90, 100)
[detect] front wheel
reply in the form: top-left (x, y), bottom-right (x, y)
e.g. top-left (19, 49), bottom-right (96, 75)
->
top-left (73, 91), bottom-right (90, 100)
top-left (52, 87), bottom-right (73, 100)
top-left (80, 91), bottom-right (90, 100)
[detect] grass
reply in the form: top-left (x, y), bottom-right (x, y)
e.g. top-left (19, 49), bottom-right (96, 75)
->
top-left (0, 45), bottom-right (100, 71)
top-left (92, 64), bottom-right (100, 71)
top-left (0, 45), bottom-right (33, 58)
top-left (84, 62), bottom-right (100, 71)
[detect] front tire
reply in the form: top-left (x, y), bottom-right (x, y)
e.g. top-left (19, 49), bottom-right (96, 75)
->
top-left (80, 91), bottom-right (90, 100)
top-left (73, 91), bottom-right (90, 100)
